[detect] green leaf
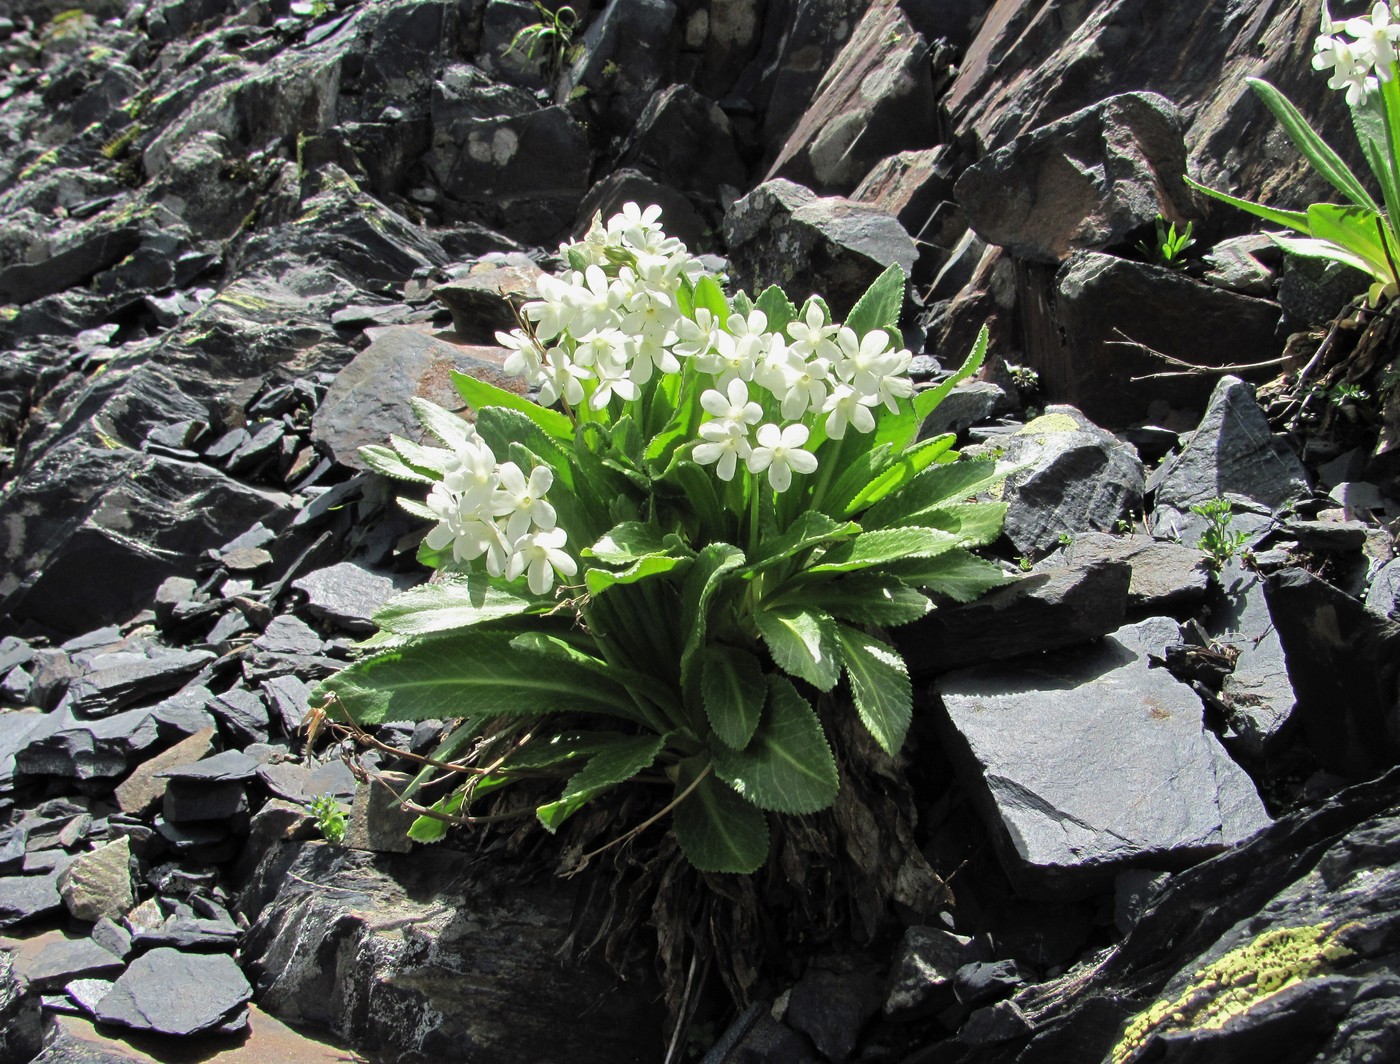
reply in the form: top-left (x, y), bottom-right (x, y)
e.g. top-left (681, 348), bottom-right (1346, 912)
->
top-left (497, 731), bottom-right (631, 771)
top-left (474, 407), bottom-right (575, 490)
top-left (407, 790), bottom-right (464, 843)
top-left (731, 291), bottom-right (754, 317)
top-left (673, 758), bottom-right (769, 873)
top-left (743, 511), bottom-right (860, 575)
top-left (1185, 175), bottom-right (1311, 235)
top-left (659, 460), bottom-right (727, 544)
top-left (1246, 77), bottom-right (1380, 212)
top-left (919, 501), bottom-right (1009, 548)
top-left (409, 396), bottom-right (474, 450)
top-left (886, 548), bottom-right (1016, 602)
top-left (585, 553), bottom-right (689, 594)
top-left (913, 325), bottom-right (989, 426)
top-left (692, 274), bottom-right (729, 322)
top-left (782, 574), bottom-right (931, 627)
top-left (398, 497), bottom-right (437, 520)
top-left (753, 605), bottom-right (841, 691)
top-left (755, 285), bottom-right (799, 335)
top-left (836, 626), bottom-right (912, 755)
top-left (808, 527), bottom-right (960, 575)
top-left (452, 370), bottom-right (574, 440)
top-left (316, 629), bottom-right (644, 726)
top-left (360, 444), bottom-right (434, 484)
top-left (374, 573), bottom-right (538, 637)
top-left (711, 675), bottom-right (839, 814)
top-left (536, 734), bottom-right (665, 832)
top-left (701, 644), bottom-right (766, 750)
top-left (842, 434), bottom-right (959, 516)
top-left (587, 522), bottom-right (668, 563)
top-left (508, 631), bottom-right (680, 724)
top-left (679, 543), bottom-right (748, 694)
top-left (862, 458), bottom-right (1004, 529)
top-left (390, 435), bottom-right (458, 479)
top-left (1271, 235), bottom-right (1377, 277)
top-left (1303, 203), bottom-right (1393, 284)
top-left (844, 262), bottom-right (906, 338)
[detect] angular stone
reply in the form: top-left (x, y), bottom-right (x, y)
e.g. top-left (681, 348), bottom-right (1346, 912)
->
top-left (210, 686), bottom-right (269, 745)
top-left (155, 749), bottom-right (259, 784)
top-left (260, 675), bottom-right (314, 738)
top-left (884, 926), bottom-right (989, 1018)
top-left (1266, 567), bottom-right (1400, 780)
top-left (26, 936), bottom-right (124, 992)
top-left (64, 649), bottom-right (214, 718)
top-left (0, 949), bottom-right (42, 1063)
top-left (956, 92), bottom-right (1192, 264)
top-left (557, 0), bottom-right (678, 133)
top-left (0, 868), bottom-right (65, 929)
top-left (346, 772), bottom-right (416, 854)
top-left (1059, 532), bottom-right (1210, 613)
top-left (1368, 557), bottom-right (1400, 621)
top-left (619, 84), bottom-right (746, 199)
top-left (163, 780), bottom-right (248, 824)
top-left (787, 963), bottom-right (882, 1063)
top-left (934, 617), bottom-right (1271, 898)
top-left (14, 707), bottom-right (162, 784)
top-left (292, 561), bottom-right (415, 634)
top-left (1207, 562), bottom-right (1297, 761)
top-left (954, 960), bottom-right (1024, 1009)
top-left (63, 977), bottom-right (115, 1017)
top-left (724, 179), bottom-right (917, 319)
top-left (114, 727), bottom-right (216, 815)
top-left (94, 948), bottom-right (250, 1036)
top-left (57, 837), bottom-right (133, 924)
top-left (89, 918), bottom-right (132, 962)
top-left (897, 558), bottom-right (1130, 675)
top-left (433, 262), bottom-right (540, 342)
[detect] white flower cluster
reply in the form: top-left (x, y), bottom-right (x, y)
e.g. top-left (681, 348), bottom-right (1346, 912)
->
top-left (1315, 2), bottom-right (1400, 103)
top-left (422, 424), bottom-right (576, 595)
top-left (496, 203), bottom-right (916, 493)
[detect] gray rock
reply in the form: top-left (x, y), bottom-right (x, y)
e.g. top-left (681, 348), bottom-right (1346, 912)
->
top-left (1113, 868), bottom-right (1172, 936)
top-left (155, 749), bottom-right (259, 784)
top-left (162, 780), bottom-right (247, 823)
top-left (252, 616), bottom-right (325, 659)
top-left (64, 648), bottom-right (214, 718)
top-left (954, 960), bottom-right (1024, 1008)
top-left (260, 675), bottom-right (314, 737)
top-left (557, 0), bottom-right (678, 132)
top-left (293, 561), bottom-right (416, 634)
top-left (934, 617), bottom-right (1270, 898)
top-left (1058, 532), bottom-right (1209, 612)
top-left (1149, 376), bottom-right (1310, 543)
top-left (884, 926), bottom-right (989, 1018)
top-left (897, 558), bottom-right (1130, 675)
top-left (957, 92), bottom-right (1192, 264)
top-left (14, 707), bottom-right (162, 784)
top-left (1208, 561), bottom-right (1297, 761)
top-left (0, 950), bottom-right (42, 1064)
top-left (919, 380), bottom-right (1011, 439)
top-left (1266, 567), bottom-right (1400, 780)
top-left (1202, 234), bottom-right (1277, 298)
top-left (26, 936), bottom-right (123, 992)
top-left (113, 727), bottom-right (216, 815)
top-left (959, 1000), bottom-right (1032, 1045)
top-left (433, 262), bottom-right (539, 342)
top-left (1365, 557), bottom-right (1400, 621)
top-left (57, 837), bottom-right (133, 923)
top-left (787, 963), bottom-right (882, 1064)
top-left (94, 948), bottom-right (250, 1036)
top-left (210, 686), bottom-right (269, 745)
top-left (994, 407), bottom-right (1146, 555)
top-left (0, 867), bottom-right (65, 929)
top-left (619, 84), bottom-right (746, 200)
top-left (346, 772), bottom-right (416, 855)
top-left (724, 179), bottom-right (917, 319)
top-left (89, 918), bottom-right (132, 961)
top-left (63, 978), bottom-right (114, 1017)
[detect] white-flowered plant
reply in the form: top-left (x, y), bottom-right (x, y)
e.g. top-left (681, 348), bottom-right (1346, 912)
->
top-left (1191, 1), bottom-right (1400, 305)
top-left (324, 206), bottom-right (1012, 875)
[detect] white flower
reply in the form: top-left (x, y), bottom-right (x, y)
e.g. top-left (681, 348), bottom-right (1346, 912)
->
top-left (607, 202), bottom-right (664, 247)
top-left (768, 344), bottom-right (833, 420)
top-left (590, 353), bottom-right (639, 408)
top-left (490, 461), bottom-right (556, 541)
top-left (621, 280), bottom-right (679, 341)
top-left (821, 384), bottom-right (879, 439)
top-left (786, 302), bottom-right (840, 361)
top-left (1346, 1), bottom-right (1400, 81)
top-left (537, 346), bottom-right (591, 407)
top-left (671, 308), bottom-right (720, 359)
top-left (568, 265), bottom-right (625, 333)
top-left (521, 273), bottom-right (577, 342)
top-left (1314, 30), bottom-right (1377, 102)
top-left (693, 421), bottom-right (751, 481)
top-left (505, 527), bottom-right (577, 595)
top-left (625, 330), bottom-right (681, 385)
top-left (700, 378), bottom-right (764, 429)
top-left (746, 422), bottom-right (818, 493)
top-left (496, 328), bottom-right (543, 380)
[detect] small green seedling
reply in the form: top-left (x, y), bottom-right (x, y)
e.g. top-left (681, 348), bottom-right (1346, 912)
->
top-left (309, 794), bottom-right (347, 844)
top-left (1016, 554), bottom-right (1034, 572)
top-left (504, 2), bottom-right (579, 79)
top-left (1137, 216), bottom-right (1196, 269)
top-left (1190, 497), bottom-right (1250, 571)
top-left (1057, 531), bottom-right (1074, 546)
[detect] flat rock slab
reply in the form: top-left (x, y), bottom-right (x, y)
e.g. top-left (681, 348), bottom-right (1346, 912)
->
top-left (113, 728), bottom-right (215, 814)
top-left (934, 617), bottom-right (1270, 899)
top-left (1059, 532), bottom-right (1209, 613)
top-left (94, 947), bottom-right (250, 1036)
top-left (292, 562), bottom-right (415, 633)
top-left (155, 749), bottom-right (259, 783)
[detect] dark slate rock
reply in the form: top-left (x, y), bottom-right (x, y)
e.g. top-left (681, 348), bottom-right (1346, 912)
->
top-left (0, 950), bottom-right (43, 1064)
top-left (1266, 567), bottom-right (1400, 780)
top-left (57, 837), bottom-right (134, 923)
top-left (209, 686), bottom-right (269, 745)
top-left (954, 960), bottom-right (1024, 1009)
top-left (89, 918), bottom-right (132, 962)
top-left (1149, 376), bottom-right (1311, 543)
top-left (897, 558), bottom-right (1130, 675)
top-left (557, 0), bottom-right (678, 133)
top-left (345, 772), bottom-right (415, 854)
top-left (885, 926), bottom-right (989, 1018)
top-left (252, 616), bottom-right (324, 658)
top-left (130, 901), bottom-right (241, 952)
top-left (619, 84), bottom-right (746, 200)
top-left (1365, 557), bottom-right (1400, 621)
top-left (151, 817), bottom-right (237, 862)
top-left (956, 92), bottom-right (1192, 264)
top-left (152, 577), bottom-right (200, 629)
top-left (226, 420), bottom-right (284, 476)
top-left (258, 757), bottom-right (354, 804)
top-left (240, 842), bottom-right (666, 1062)
top-left (934, 617), bottom-right (1270, 899)
top-left (1113, 868), bottom-right (1172, 936)
top-left (919, 380), bottom-right (1011, 439)
top-left (723, 179), bottom-right (918, 319)
top-left (148, 685), bottom-right (217, 739)
top-left (63, 978), bottom-right (115, 1017)
top-left (0, 868), bottom-right (65, 929)
top-left (162, 780), bottom-right (248, 823)
top-left (292, 561), bottom-right (415, 633)
top-left (433, 262), bottom-right (539, 341)
top-left (1207, 561), bottom-right (1297, 761)
top-left (958, 1000), bottom-right (1033, 1045)
top-left (62, 648), bottom-right (214, 718)
top-left (0, 710), bottom-right (45, 802)
top-left (1057, 532), bottom-right (1209, 613)
top-left (992, 407), bottom-right (1146, 555)
top-left (786, 963), bottom-right (883, 1064)
top-left (0, 226), bottom-right (142, 305)
top-left (14, 706), bottom-right (161, 783)
top-left (94, 947), bottom-right (250, 1036)
top-left (702, 1003), bottom-right (818, 1064)
top-left (26, 937), bottom-right (123, 992)
top-left (155, 749), bottom-right (259, 784)
top-left (310, 325), bottom-right (523, 470)
top-left (260, 675), bottom-right (314, 737)
top-left (0, 638), bottom-right (34, 677)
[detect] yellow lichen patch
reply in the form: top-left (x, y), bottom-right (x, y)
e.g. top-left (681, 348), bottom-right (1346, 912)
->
top-left (1112, 923), bottom-right (1355, 1064)
top-left (1016, 411), bottom-right (1081, 436)
top-left (19, 149), bottom-right (59, 181)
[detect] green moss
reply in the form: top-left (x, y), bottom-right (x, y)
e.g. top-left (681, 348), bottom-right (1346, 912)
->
top-left (101, 124), bottom-right (142, 160)
top-left (1112, 923), bottom-right (1355, 1064)
top-left (19, 149), bottom-right (59, 180)
top-left (0, 306), bottom-right (18, 322)
top-left (1016, 411), bottom-right (1081, 436)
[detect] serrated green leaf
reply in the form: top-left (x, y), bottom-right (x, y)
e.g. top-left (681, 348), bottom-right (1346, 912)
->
top-left (316, 629), bottom-right (645, 726)
top-left (679, 543), bottom-right (747, 694)
top-left (886, 548), bottom-right (1017, 601)
top-left (398, 497), bottom-right (437, 520)
top-left (587, 522), bottom-right (668, 563)
top-left (744, 511), bottom-right (859, 575)
top-left (844, 262), bottom-right (906, 338)
top-left (808, 527), bottom-right (960, 575)
top-left (753, 605), bottom-right (841, 691)
top-left (452, 370), bottom-right (573, 440)
top-left (842, 433), bottom-right (959, 516)
top-left (836, 626), bottom-right (911, 755)
top-left (566, 247), bottom-right (591, 272)
top-left (919, 501), bottom-right (1009, 548)
top-left (474, 406), bottom-right (575, 490)
top-left (702, 644), bottom-right (766, 749)
top-left (913, 324), bottom-right (990, 426)
top-left (781, 574), bottom-right (931, 627)
top-left (731, 291), bottom-right (754, 317)
top-left (711, 675), bottom-right (839, 814)
top-left (390, 435), bottom-right (456, 478)
top-left (755, 285), bottom-right (799, 335)
top-left (409, 396), bottom-right (474, 450)
top-left (407, 790), bottom-right (464, 843)
top-left (536, 734), bottom-right (665, 832)
top-left (585, 553), bottom-right (688, 594)
top-left (862, 458), bottom-right (1004, 529)
top-left (360, 444), bottom-right (435, 484)
top-left (374, 573), bottom-right (538, 637)
top-left (673, 759), bottom-right (769, 873)
top-left (508, 631), bottom-right (679, 724)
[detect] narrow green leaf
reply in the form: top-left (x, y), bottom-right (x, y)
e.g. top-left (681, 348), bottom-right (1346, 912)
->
top-left (843, 434), bottom-right (959, 516)
top-left (808, 527), bottom-right (960, 575)
top-left (779, 574), bottom-right (932, 627)
top-left (731, 291), bottom-right (754, 317)
top-left (409, 396), bottom-right (474, 450)
top-left (844, 262), bottom-right (906, 338)
top-left (918, 501), bottom-right (1009, 548)
top-left (1185, 175), bottom-right (1311, 235)
top-left (475, 407), bottom-right (576, 490)
top-left (1272, 235), bottom-right (1377, 277)
top-left (673, 758), bottom-right (769, 873)
top-left (374, 573), bottom-right (538, 637)
top-left (862, 458), bottom-right (1004, 529)
top-left (509, 631), bottom-right (680, 723)
top-left (407, 790), bottom-right (464, 843)
top-left (701, 644), bottom-right (766, 750)
top-left (836, 626), bottom-right (912, 755)
top-left (711, 675), bottom-right (839, 814)
top-left (913, 325), bottom-right (989, 425)
top-left (497, 731), bottom-right (631, 771)
top-left (360, 444), bottom-right (434, 484)
top-left (679, 543), bottom-right (748, 694)
top-left (536, 734), bottom-right (665, 832)
top-left (587, 522), bottom-right (668, 563)
top-left (743, 511), bottom-right (860, 575)
top-left (886, 548), bottom-right (1016, 601)
top-left (315, 629), bottom-right (643, 726)
top-left (755, 285), bottom-right (799, 335)
top-left (585, 554), bottom-right (689, 594)
top-left (1246, 77), bottom-right (1380, 212)
top-left (692, 275), bottom-right (729, 322)
top-left (753, 605), bottom-right (841, 691)
top-left (452, 370), bottom-right (574, 439)
top-left (1304, 203), bottom-right (1393, 283)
